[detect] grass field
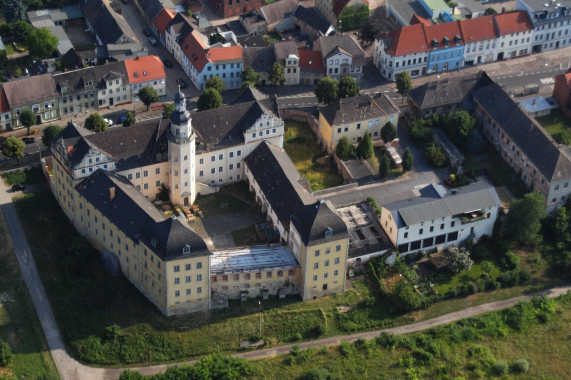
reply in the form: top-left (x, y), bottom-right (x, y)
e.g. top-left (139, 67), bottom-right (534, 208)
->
top-left (435, 261), bottom-right (502, 295)
top-left (0, 212), bottom-right (59, 379)
top-left (537, 108), bottom-right (571, 142)
top-left (195, 182), bottom-right (258, 217)
top-left (284, 121), bottom-right (343, 191)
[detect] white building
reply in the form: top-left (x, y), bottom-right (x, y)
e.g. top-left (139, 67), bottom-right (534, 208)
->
top-left (316, 35), bottom-right (366, 82)
top-left (380, 182), bottom-right (501, 254)
top-left (517, 0), bottom-right (571, 52)
top-left (494, 11), bottom-right (535, 60)
top-left (125, 55), bottom-right (167, 102)
top-left (460, 15), bottom-right (498, 65)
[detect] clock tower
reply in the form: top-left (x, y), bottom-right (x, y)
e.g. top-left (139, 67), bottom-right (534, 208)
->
top-left (168, 88), bottom-right (196, 206)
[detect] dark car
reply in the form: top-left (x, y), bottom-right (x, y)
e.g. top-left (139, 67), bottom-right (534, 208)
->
top-left (163, 59), bottom-right (173, 68)
top-left (178, 79), bottom-right (187, 89)
top-left (22, 137), bottom-right (36, 144)
top-left (149, 37), bottom-right (159, 46)
top-left (11, 184), bottom-right (26, 191)
top-left (143, 28), bottom-right (152, 37)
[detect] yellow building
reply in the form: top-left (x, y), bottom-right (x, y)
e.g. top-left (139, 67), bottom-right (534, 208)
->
top-left (318, 93), bottom-right (399, 151)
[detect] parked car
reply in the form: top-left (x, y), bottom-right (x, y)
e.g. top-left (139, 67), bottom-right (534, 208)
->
top-left (178, 79), bottom-right (187, 89)
top-left (149, 37), bottom-right (158, 46)
top-left (163, 58), bottom-right (173, 68)
top-left (21, 137), bottom-right (36, 144)
top-left (143, 28), bottom-right (152, 37)
top-left (11, 184), bottom-right (26, 191)
top-left (104, 118), bottom-right (114, 127)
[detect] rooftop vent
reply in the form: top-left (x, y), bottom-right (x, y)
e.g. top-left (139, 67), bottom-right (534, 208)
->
top-left (325, 227), bottom-right (333, 238)
top-left (143, 71), bottom-right (147, 76)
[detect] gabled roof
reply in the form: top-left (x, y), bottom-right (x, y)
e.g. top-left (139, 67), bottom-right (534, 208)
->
top-left (182, 32), bottom-right (242, 73)
top-left (259, 0), bottom-right (298, 25)
top-left (274, 41), bottom-right (298, 61)
top-left (242, 46), bottom-right (276, 73)
top-left (0, 88), bottom-right (10, 113)
top-left (424, 20), bottom-right (464, 46)
top-left (317, 34), bottom-right (365, 66)
top-left (53, 67), bottom-right (97, 94)
top-left (124, 55), bottom-right (166, 84)
top-left (410, 14), bottom-right (432, 26)
top-left (80, 0), bottom-right (136, 45)
top-left (137, 0), bottom-right (175, 22)
top-left (207, 45), bottom-right (243, 63)
top-left (459, 15), bottom-right (496, 43)
top-left (494, 11), bottom-right (534, 36)
top-left (298, 49), bottom-right (324, 72)
top-left (380, 23), bottom-right (429, 56)
top-left (472, 82), bottom-right (571, 182)
top-left (293, 4), bottom-right (333, 35)
top-left (152, 7), bottom-right (175, 35)
top-left (2, 74), bottom-right (58, 107)
top-left (91, 61), bottom-right (129, 88)
top-left (319, 93), bottom-right (399, 127)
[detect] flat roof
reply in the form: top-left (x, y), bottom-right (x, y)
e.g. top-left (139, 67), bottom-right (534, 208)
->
top-left (211, 245), bottom-right (299, 274)
top-left (519, 96), bottom-right (558, 114)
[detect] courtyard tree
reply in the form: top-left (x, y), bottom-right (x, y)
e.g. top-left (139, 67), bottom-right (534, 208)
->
top-left (338, 76), bottom-right (360, 99)
top-left (381, 121), bottom-right (397, 143)
top-left (447, 1), bottom-right (457, 13)
top-left (443, 247), bottom-right (473, 273)
top-left (402, 147), bottom-right (414, 172)
top-left (123, 112), bottom-right (136, 127)
top-left (84, 113), bottom-right (107, 133)
top-left (396, 71), bottom-right (412, 102)
top-left (314, 76), bottom-right (339, 105)
top-left (1, 136), bottom-right (25, 163)
top-left (335, 136), bottom-right (353, 160)
top-left (197, 88), bottom-right (223, 111)
top-left (240, 67), bottom-right (259, 88)
top-left (379, 155), bottom-right (390, 179)
top-left (357, 131), bottom-right (373, 159)
top-left (389, 279), bottom-right (421, 312)
top-left (3, 0), bottom-right (27, 22)
top-left (205, 76), bottom-right (226, 93)
top-left (268, 62), bottom-right (285, 87)
top-left (27, 27), bottom-right (58, 59)
top-left (505, 191), bottom-right (546, 246)
top-left (19, 109), bottom-right (36, 135)
top-left (138, 86), bottom-right (159, 111)
top-left (41, 124), bottom-right (62, 148)
top-left (162, 103), bottom-right (174, 119)
top-left (443, 110), bottom-right (476, 146)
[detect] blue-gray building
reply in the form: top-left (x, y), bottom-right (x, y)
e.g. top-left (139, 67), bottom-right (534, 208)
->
top-left (426, 20), bottom-right (465, 73)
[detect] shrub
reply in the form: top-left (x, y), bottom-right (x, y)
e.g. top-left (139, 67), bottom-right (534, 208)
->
top-left (424, 145), bottom-right (447, 168)
top-left (446, 287), bottom-right (459, 299)
top-left (304, 367), bottom-right (336, 380)
top-left (503, 251), bottom-right (521, 270)
top-left (511, 358), bottom-right (530, 373)
top-left (484, 278), bottom-right (500, 291)
top-left (0, 340), bottom-right (12, 367)
top-left (481, 260), bottom-right (494, 274)
top-left (298, 347), bottom-right (314, 363)
top-left (492, 360), bottom-right (509, 376)
top-left (290, 345), bottom-right (301, 357)
top-left (375, 332), bottom-right (398, 350)
top-left (389, 279), bottom-right (422, 312)
top-left (412, 348), bottom-right (434, 364)
top-left (428, 342), bottom-right (441, 357)
top-left (340, 340), bottom-right (354, 357)
top-left (461, 281), bottom-right (478, 296)
top-left (504, 301), bottom-right (535, 331)
top-left (467, 345), bottom-right (496, 370)
top-left (353, 338), bottom-right (367, 349)
top-left (444, 247), bottom-right (473, 273)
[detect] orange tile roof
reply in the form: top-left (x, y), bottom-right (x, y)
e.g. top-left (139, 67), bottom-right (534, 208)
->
top-left (494, 11), bottom-right (533, 36)
top-left (153, 8), bottom-right (175, 35)
top-left (460, 15), bottom-right (496, 43)
top-left (382, 23), bottom-right (429, 57)
top-left (298, 49), bottom-right (324, 72)
top-left (206, 45), bottom-right (242, 63)
top-left (424, 20), bottom-right (464, 46)
top-left (410, 14), bottom-right (432, 27)
top-left (124, 55), bottom-right (166, 84)
top-left (0, 87), bottom-right (9, 113)
top-left (182, 31), bottom-right (242, 72)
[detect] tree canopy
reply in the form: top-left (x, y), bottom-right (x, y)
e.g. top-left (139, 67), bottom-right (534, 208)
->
top-left (138, 86), bottom-right (159, 111)
top-left (162, 103), bottom-right (174, 120)
top-left (379, 155), bottom-right (390, 179)
top-left (402, 147), bottom-right (413, 172)
top-left (389, 279), bottom-right (421, 312)
top-left (314, 77), bottom-right (339, 105)
top-left (505, 191), bottom-right (546, 246)
top-left (395, 72), bottom-right (412, 102)
top-left (381, 121), bottom-right (397, 143)
top-left (27, 27), bottom-right (58, 58)
top-left (240, 67), bottom-right (259, 87)
top-left (1, 136), bottom-right (25, 162)
top-left (443, 247), bottom-right (473, 273)
top-left (268, 62), bottom-right (285, 86)
top-left (123, 112), bottom-right (136, 127)
top-left (3, 0), bottom-right (27, 22)
top-left (19, 109), bottom-right (36, 135)
top-left (338, 76), bottom-right (360, 99)
top-left (205, 76), bottom-right (225, 93)
top-left (84, 113), bottom-right (107, 133)
top-left (197, 88), bottom-right (223, 111)
top-left (41, 124), bottom-right (62, 148)
top-left (335, 136), bottom-right (353, 161)
top-left (357, 131), bottom-right (373, 159)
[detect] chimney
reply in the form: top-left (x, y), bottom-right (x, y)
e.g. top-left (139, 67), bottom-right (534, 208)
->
top-left (109, 187), bottom-right (116, 201)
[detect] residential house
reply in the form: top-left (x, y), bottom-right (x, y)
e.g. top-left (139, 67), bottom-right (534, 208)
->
top-left (516, 0), bottom-right (571, 53)
top-left (258, 0), bottom-right (298, 32)
top-left (552, 71), bottom-right (571, 119)
top-left (460, 15), bottom-right (497, 65)
top-left (92, 61), bottom-right (132, 108)
top-left (244, 141), bottom-right (349, 301)
top-left (317, 93), bottom-right (399, 150)
top-left (206, 0), bottom-right (264, 18)
top-left (28, 5), bottom-right (84, 28)
top-left (380, 182), bottom-right (501, 254)
top-left (425, 21), bottom-right (465, 74)
top-left (239, 11), bottom-right (267, 36)
top-left (473, 81), bottom-right (571, 212)
top-left (293, 4), bottom-right (335, 41)
top-left (105, 42), bottom-right (148, 62)
top-left (315, 34), bottom-right (366, 82)
top-left (53, 67), bottom-right (98, 118)
top-left (315, 0), bottom-right (368, 28)
top-left (242, 46), bottom-right (275, 85)
top-left (0, 88), bottom-right (11, 131)
top-left (80, 0), bottom-right (136, 46)
top-left (274, 41), bottom-right (300, 86)
top-left (1, 74), bottom-right (59, 129)
top-left (133, 0), bottom-right (175, 25)
top-left (298, 49), bottom-right (325, 85)
top-left (165, 13), bottom-right (195, 65)
top-left (417, 0), bottom-right (453, 22)
top-left (125, 55), bottom-right (167, 102)
top-left (152, 7), bottom-right (176, 46)
top-left (494, 11), bottom-right (534, 60)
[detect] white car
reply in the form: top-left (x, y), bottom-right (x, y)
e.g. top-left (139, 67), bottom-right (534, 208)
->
top-left (104, 118), bottom-right (114, 126)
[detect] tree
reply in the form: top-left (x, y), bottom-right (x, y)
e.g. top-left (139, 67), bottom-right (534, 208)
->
top-left (197, 88), bottom-right (223, 111)
top-left (138, 86), bottom-right (159, 111)
top-left (162, 103), bottom-right (174, 119)
top-left (0, 339), bottom-right (12, 367)
top-left (41, 124), bottom-right (62, 148)
top-left (396, 71), bottom-right (412, 102)
top-left (268, 62), bottom-right (285, 87)
top-left (552, 207), bottom-right (570, 243)
top-left (505, 191), bottom-right (546, 246)
top-left (1, 136), bottom-right (25, 163)
top-left (553, 130), bottom-right (571, 145)
top-left (84, 113), bottom-right (107, 133)
top-left (379, 155), bottom-right (390, 179)
top-left (402, 147), bottom-right (413, 171)
top-left (381, 121), bottom-right (397, 143)
top-left (424, 145), bottom-right (447, 168)
top-left (409, 119), bottom-right (432, 145)
top-left (208, 32), bottom-right (225, 45)
top-left (241, 67), bottom-right (259, 87)
top-left (7, 21), bottom-right (32, 44)
top-left (335, 136), bottom-right (353, 161)
top-left (444, 110), bottom-right (476, 146)
top-left (19, 109), bottom-right (36, 135)
top-left (447, 1), bottom-right (457, 13)
top-left (360, 8), bottom-right (386, 44)
top-left (27, 27), bottom-right (58, 59)
top-left (3, 0), bottom-right (27, 22)
top-left (443, 247), bottom-right (473, 273)
top-left (389, 279), bottom-right (421, 312)
top-left (123, 112), bottom-right (136, 127)
top-left (314, 77), bottom-right (339, 105)
top-left (205, 76), bottom-right (226, 93)
top-left (357, 131), bottom-right (373, 159)
top-left (119, 370), bottom-right (145, 380)
top-left (338, 76), bottom-right (360, 99)
top-left (485, 7), bottom-right (497, 15)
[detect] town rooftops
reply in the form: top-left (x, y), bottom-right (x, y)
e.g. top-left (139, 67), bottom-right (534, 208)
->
top-left (319, 93), bottom-right (399, 127)
top-left (211, 245), bottom-right (299, 274)
top-left (259, 0), bottom-right (298, 25)
top-left (2, 74), bottom-right (58, 106)
top-left (242, 46), bottom-right (276, 73)
top-left (80, 0), bottom-right (136, 45)
top-left (298, 49), bottom-right (324, 72)
top-left (53, 67), bottom-right (97, 94)
top-left (384, 182), bottom-right (501, 228)
top-left (153, 7), bottom-right (176, 35)
top-left (316, 34), bottom-right (365, 66)
top-left (410, 14), bottom-right (432, 26)
top-left (48, 4), bottom-right (84, 21)
top-left (124, 55), bottom-right (166, 84)
top-left (459, 15), bottom-right (496, 43)
top-left (387, 0), bottom-right (431, 26)
top-left (274, 41), bottom-right (299, 60)
top-left (291, 199), bottom-right (349, 246)
top-left (494, 11), bottom-right (534, 35)
top-left (207, 45), bottom-right (243, 63)
top-left (46, 25), bottom-right (74, 56)
top-left (137, 0), bottom-right (175, 22)
top-left (380, 23), bottom-right (429, 56)
top-left (182, 31), bottom-right (242, 73)
top-left (293, 4), bottom-right (333, 35)
top-left (424, 20), bottom-right (464, 46)
top-left (472, 82), bottom-right (571, 182)
top-left (520, 0), bottom-right (571, 11)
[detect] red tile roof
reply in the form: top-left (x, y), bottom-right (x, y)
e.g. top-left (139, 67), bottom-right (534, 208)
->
top-left (182, 31), bottom-right (243, 73)
top-left (494, 11), bottom-right (533, 36)
top-left (424, 20), bottom-right (464, 46)
top-left (124, 55), bottom-right (166, 84)
top-left (0, 88), bottom-right (9, 113)
top-left (153, 8), bottom-right (175, 35)
top-left (460, 15), bottom-right (496, 43)
top-left (410, 14), bottom-right (432, 27)
top-left (382, 23), bottom-right (429, 56)
top-left (298, 49), bottom-right (324, 72)
top-left (207, 45), bottom-right (243, 63)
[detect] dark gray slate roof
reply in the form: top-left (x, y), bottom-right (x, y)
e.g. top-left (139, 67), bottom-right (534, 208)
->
top-left (242, 46), bottom-right (275, 72)
top-left (472, 82), bottom-right (571, 182)
top-left (293, 5), bottom-right (332, 35)
top-left (319, 93), bottom-right (399, 127)
top-left (386, 0), bottom-right (431, 26)
top-left (91, 61), bottom-right (129, 89)
top-left (138, 0), bottom-right (175, 22)
top-left (2, 74), bottom-right (58, 106)
top-left (291, 200), bottom-right (348, 246)
top-left (81, 0), bottom-right (135, 45)
top-left (274, 41), bottom-right (298, 61)
top-left (259, 0), bottom-right (298, 25)
top-left (317, 35), bottom-right (365, 67)
top-left (53, 67), bottom-right (97, 95)
top-left (384, 182), bottom-right (501, 228)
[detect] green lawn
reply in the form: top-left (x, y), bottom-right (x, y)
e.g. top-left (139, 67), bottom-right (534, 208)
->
top-left (194, 183), bottom-right (258, 217)
top-left (0, 212), bottom-right (60, 379)
top-left (536, 108), bottom-right (571, 142)
top-left (284, 121), bottom-right (343, 191)
top-left (435, 262), bottom-right (502, 295)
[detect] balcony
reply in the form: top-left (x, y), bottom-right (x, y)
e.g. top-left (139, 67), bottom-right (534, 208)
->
top-left (455, 210), bottom-right (489, 224)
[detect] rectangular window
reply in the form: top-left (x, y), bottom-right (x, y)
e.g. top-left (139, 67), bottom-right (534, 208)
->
top-left (314, 250), bottom-right (320, 257)
top-left (196, 274), bottom-right (202, 281)
top-left (174, 277), bottom-right (180, 284)
top-left (174, 265), bottom-right (180, 272)
top-left (185, 276), bottom-right (191, 283)
top-left (313, 263), bottom-right (319, 269)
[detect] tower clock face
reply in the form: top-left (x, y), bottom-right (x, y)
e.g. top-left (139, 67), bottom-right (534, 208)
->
top-left (180, 125), bottom-right (188, 135)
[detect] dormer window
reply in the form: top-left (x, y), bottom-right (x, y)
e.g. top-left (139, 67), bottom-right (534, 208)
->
top-left (325, 228), bottom-right (333, 238)
top-left (432, 38), bottom-right (438, 49)
top-left (183, 244), bottom-right (191, 255)
top-left (151, 238), bottom-right (157, 247)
